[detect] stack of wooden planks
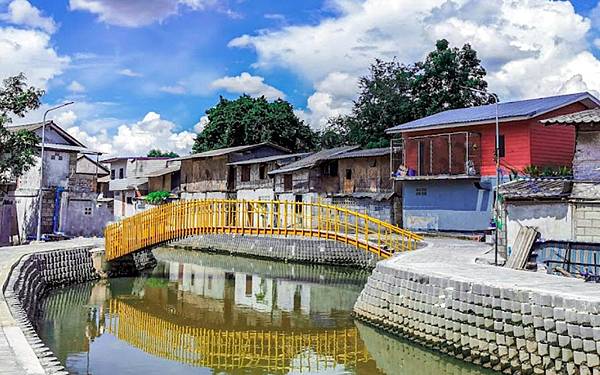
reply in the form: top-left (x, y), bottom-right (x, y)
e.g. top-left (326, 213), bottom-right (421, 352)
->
top-left (506, 226), bottom-right (538, 270)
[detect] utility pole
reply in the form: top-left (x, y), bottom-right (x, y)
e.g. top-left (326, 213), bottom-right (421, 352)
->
top-left (36, 102), bottom-right (75, 242)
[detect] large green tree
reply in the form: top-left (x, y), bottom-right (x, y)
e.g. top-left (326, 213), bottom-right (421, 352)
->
top-left (323, 39), bottom-right (492, 148)
top-left (0, 74), bottom-right (44, 184)
top-left (193, 95), bottom-right (317, 153)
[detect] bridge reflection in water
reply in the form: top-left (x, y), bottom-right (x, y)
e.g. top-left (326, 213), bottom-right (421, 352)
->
top-left (106, 299), bottom-right (370, 373)
top-left (34, 249), bottom-right (489, 374)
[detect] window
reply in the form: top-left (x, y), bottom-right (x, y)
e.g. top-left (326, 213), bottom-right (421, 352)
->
top-left (126, 196), bottom-right (133, 204)
top-left (283, 174), bottom-right (293, 191)
top-left (416, 187), bottom-right (427, 196)
top-left (245, 275), bottom-right (253, 296)
top-left (259, 164), bottom-right (267, 180)
top-left (205, 169), bottom-right (211, 180)
top-left (321, 161), bottom-right (338, 177)
top-left (84, 207), bottom-right (92, 215)
top-left (498, 135), bottom-right (506, 158)
top-left (369, 159), bottom-right (377, 167)
top-left (111, 170), bottom-right (115, 180)
top-left (241, 165), bottom-right (251, 182)
top-left (345, 169), bottom-right (352, 180)
top-left (119, 168), bottom-right (124, 179)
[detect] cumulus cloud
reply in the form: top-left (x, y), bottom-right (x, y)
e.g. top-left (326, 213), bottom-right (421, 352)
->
top-left (231, 0), bottom-right (600, 127)
top-left (67, 80), bottom-right (86, 93)
top-left (68, 0), bottom-right (218, 27)
top-left (211, 72), bottom-right (285, 100)
top-left (62, 111), bottom-right (195, 156)
top-left (0, 27), bottom-right (69, 89)
top-left (1, 0), bottom-right (57, 33)
top-left (194, 115), bottom-right (209, 133)
top-left (118, 68), bottom-right (142, 77)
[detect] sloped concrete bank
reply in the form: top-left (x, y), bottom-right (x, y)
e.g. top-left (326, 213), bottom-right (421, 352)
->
top-left (354, 239), bottom-right (600, 374)
top-left (171, 233), bottom-right (380, 267)
top-left (2, 242), bottom-right (156, 374)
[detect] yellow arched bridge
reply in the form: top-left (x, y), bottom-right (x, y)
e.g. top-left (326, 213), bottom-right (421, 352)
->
top-left (107, 299), bottom-right (371, 373)
top-left (104, 199), bottom-right (423, 261)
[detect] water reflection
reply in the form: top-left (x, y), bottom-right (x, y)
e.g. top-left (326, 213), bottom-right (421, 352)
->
top-left (35, 248), bottom-right (492, 375)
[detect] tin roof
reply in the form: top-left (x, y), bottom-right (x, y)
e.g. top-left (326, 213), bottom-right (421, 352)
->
top-left (540, 108), bottom-right (600, 125)
top-left (386, 92), bottom-right (599, 133)
top-left (145, 164), bottom-right (181, 178)
top-left (326, 147), bottom-right (389, 160)
top-left (176, 142), bottom-right (290, 161)
top-left (7, 120), bottom-right (86, 148)
top-left (228, 152), bottom-right (311, 166)
top-left (269, 146), bottom-right (360, 175)
top-left (498, 179), bottom-right (572, 200)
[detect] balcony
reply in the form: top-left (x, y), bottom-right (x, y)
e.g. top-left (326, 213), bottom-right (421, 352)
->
top-left (392, 132), bottom-right (481, 180)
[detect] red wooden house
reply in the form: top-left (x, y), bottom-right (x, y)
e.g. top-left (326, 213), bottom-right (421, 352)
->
top-left (386, 92), bottom-right (600, 232)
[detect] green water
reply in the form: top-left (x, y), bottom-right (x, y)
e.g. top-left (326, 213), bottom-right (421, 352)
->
top-left (34, 248), bottom-right (492, 374)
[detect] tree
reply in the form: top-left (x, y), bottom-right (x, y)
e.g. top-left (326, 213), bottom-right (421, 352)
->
top-left (0, 74), bottom-right (44, 184)
top-left (321, 39), bottom-right (492, 148)
top-left (147, 149), bottom-right (179, 158)
top-left (193, 95), bottom-right (317, 153)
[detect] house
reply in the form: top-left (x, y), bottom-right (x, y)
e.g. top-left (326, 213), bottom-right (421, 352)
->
top-left (5, 121), bottom-right (112, 241)
top-left (386, 92), bottom-right (600, 232)
top-left (147, 160), bottom-right (181, 195)
top-left (269, 146), bottom-right (359, 203)
top-left (325, 147), bottom-right (402, 225)
top-left (178, 143), bottom-right (290, 200)
top-left (228, 153), bottom-right (310, 201)
top-left (104, 156), bottom-right (171, 219)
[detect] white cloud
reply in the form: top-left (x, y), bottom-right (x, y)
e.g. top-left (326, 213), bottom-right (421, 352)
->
top-left (193, 115), bottom-right (209, 133)
top-left (0, 0), bottom-right (57, 33)
top-left (68, 0), bottom-right (216, 27)
top-left (231, 0), bottom-right (600, 127)
top-left (0, 26), bottom-right (69, 90)
top-left (67, 80), bottom-right (86, 93)
top-left (61, 111), bottom-right (195, 156)
top-left (159, 85), bottom-right (187, 94)
top-left (118, 68), bottom-right (142, 77)
top-left (211, 72), bottom-right (285, 100)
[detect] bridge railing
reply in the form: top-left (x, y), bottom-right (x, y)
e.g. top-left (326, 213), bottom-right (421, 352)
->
top-left (105, 199), bottom-right (423, 261)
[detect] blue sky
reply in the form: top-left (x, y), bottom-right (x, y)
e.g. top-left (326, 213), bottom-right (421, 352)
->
top-left (2, 0), bottom-right (600, 156)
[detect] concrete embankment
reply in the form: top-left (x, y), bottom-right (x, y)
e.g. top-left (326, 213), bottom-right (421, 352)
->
top-left (354, 239), bottom-right (600, 374)
top-left (170, 233), bottom-right (380, 267)
top-left (0, 239), bottom-right (157, 374)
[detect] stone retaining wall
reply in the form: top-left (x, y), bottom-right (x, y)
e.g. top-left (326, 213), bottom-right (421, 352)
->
top-left (354, 256), bottom-right (600, 374)
top-left (171, 234), bottom-right (380, 267)
top-left (3, 247), bottom-right (99, 374)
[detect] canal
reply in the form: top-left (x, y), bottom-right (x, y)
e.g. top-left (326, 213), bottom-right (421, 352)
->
top-left (34, 247), bottom-right (492, 374)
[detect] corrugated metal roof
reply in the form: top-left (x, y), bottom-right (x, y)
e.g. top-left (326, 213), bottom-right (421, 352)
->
top-left (269, 146), bottom-right (360, 175)
top-left (498, 179), bottom-right (572, 199)
top-left (176, 142), bottom-right (290, 160)
top-left (331, 192), bottom-right (396, 201)
top-left (228, 152), bottom-right (311, 166)
top-left (326, 147), bottom-right (389, 160)
top-left (101, 156), bottom-right (171, 163)
top-left (145, 164), bottom-right (181, 178)
top-left (540, 108), bottom-right (600, 125)
top-left (109, 177), bottom-right (148, 191)
top-left (45, 143), bottom-right (101, 154)
top-left (387, 92), bottom-right (599, 133)
top-left (570, 182), bottom-right (600, 201)
top-left (7, 120), bottom-right (86, 147)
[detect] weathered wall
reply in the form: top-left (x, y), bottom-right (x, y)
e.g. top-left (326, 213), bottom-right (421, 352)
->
top-left (402, 177), bottom-right (496, 232)
top-left (0, 188), bottom-right (17, 245)
top-left (573, 130), bottom-right (600, 181)
top-left (505, 201), bottom-right (573, 255)
top-left (181, 156), bottom-right (229, 193)
top-left (338, 155), bottom-right (391, 193)
top-left (58, 191), bottom-right (113, 237)
top-left (331, 196), bottom-right (397, 225)
top-left (236, 187), bottom-right (275, 201)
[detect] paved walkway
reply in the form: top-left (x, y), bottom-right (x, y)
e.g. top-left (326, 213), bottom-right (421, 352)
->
top-left (388, 238), bottom-right (600, 304)
top-left (0, 238), bottom-right (103, 374)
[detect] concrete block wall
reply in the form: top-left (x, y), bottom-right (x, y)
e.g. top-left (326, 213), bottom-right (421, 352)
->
top-left (4, 247), bottom-right (100, 374)
top-left (171, 234), bottom-right (380, 267)
top-left (354, 262), bottom-right (600, 374)
top-left (574, 203), bottom-right (600, 243)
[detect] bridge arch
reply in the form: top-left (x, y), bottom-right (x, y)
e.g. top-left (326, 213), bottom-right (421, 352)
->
top-left (104, 199), bottom-right (423, 261)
